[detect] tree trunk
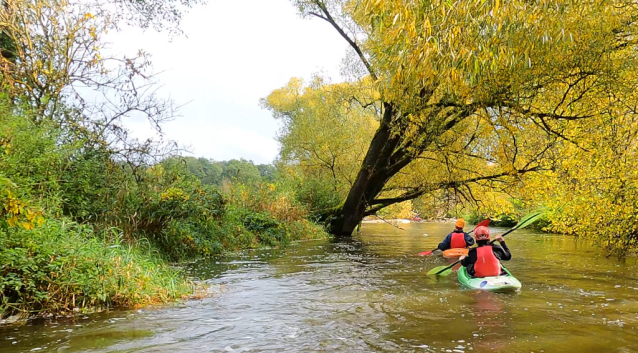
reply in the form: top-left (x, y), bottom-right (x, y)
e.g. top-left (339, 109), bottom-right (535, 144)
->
top-left (328, 104), bottom-right (397, 236)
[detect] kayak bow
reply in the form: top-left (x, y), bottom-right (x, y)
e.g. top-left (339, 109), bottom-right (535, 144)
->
top-left (442, 248), bottom-right (469, 259)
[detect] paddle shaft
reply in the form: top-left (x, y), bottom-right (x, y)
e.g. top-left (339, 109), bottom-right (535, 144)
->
top-left (490, 225), bottom-right (519, 242)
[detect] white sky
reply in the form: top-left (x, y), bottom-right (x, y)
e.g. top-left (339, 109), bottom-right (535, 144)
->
top-left (105, 0), bottom-right (348, 164)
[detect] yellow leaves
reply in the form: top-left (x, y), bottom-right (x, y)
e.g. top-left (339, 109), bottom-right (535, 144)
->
top-left (378, 199), bottom-right (413, 219)
top-left (264, 76), bottom-right (379, 196)
top-left (0, 0), bottom-right (110, 107)
top-left (354, 0), bottom-right (631, 105)
top-left (147, 165), bottom-right (166, 178)
top-left (21, 221), bottom-right (35, 230)
top-left (516, 106), bottom-right (638, 251)
top-left (2, 186), bottom-right (44, 230)
top-left (160, 187), bottom-right (190, 202)
top-left (0, 137), bottom-right (10, 154)
top-left (286, 0), bottom-right (638, 251)
top-left (7, 215), bottom-right (17, 227)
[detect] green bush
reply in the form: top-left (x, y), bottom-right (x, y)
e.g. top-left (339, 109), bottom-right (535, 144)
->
top-left (461, 212), bottom-right (481, 225)
top-left (0, 220), bottom-right (191, 318)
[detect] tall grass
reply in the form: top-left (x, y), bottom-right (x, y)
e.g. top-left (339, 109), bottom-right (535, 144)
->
top-left (0, 220), bottom-right (192, 318)
top-left (224, 182), bottom-right (328, 248)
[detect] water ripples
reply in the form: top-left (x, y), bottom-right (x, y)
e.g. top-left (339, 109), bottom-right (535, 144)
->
top-left (3, 223), bottom-right (638, 352)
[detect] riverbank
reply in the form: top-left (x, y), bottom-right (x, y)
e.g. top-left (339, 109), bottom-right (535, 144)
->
top-left (0, 216), bottom-right (327, 324)
top-left (0, 112), bottom-right (327, 322)
top-left (0, 220), bottom-right (194, 324)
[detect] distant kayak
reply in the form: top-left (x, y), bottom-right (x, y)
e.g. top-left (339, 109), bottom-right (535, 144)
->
top-left (442, 248), bottom-right (469, 258)
top-left (457, 266), bottom-right (522, 292)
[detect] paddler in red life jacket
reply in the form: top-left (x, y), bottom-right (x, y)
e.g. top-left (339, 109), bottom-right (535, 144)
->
top-left (459, 226), bottom-right (512, 277)
top-left (437, 218), bottom-right (475, 251)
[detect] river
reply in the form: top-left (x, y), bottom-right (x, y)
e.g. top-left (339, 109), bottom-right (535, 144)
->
top-left (2, 222), bottom-right (638, 352)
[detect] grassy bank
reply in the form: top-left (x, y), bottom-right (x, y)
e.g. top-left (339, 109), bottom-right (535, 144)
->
top-left (0, 220), bottom-right (192, 319)
top-left (0, 184), bottom-right (327, 320)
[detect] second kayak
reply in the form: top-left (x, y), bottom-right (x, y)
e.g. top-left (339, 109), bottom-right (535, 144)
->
top-left (442, 248), bottom-right (469, 258)
top-left (457, 266), bottom-right (522, 291)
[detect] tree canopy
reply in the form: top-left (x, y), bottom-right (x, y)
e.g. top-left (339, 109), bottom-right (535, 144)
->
top-left (269, 0), bottom-right (638, 236)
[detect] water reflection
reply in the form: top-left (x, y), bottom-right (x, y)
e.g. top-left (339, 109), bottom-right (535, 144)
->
top-left (470, 291), bottom-right (508, 351)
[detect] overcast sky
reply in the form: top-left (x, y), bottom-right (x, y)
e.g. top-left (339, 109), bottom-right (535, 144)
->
top-left (105, 0), bottom-right (348, 164)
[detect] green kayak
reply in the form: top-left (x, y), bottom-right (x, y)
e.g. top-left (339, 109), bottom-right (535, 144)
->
top-left (457, 266), bottom-right (522, 291)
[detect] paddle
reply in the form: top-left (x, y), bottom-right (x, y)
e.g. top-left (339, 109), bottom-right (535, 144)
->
top-left (416, 219), bottom-right (490, 256)
top-left (426, 212), bottom-right (543, 276)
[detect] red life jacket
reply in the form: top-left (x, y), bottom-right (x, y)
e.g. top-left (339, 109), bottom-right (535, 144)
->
top-left (474, 246), bottom-right (501, 277)
top-left (450, 231), bottom-right (467, 248)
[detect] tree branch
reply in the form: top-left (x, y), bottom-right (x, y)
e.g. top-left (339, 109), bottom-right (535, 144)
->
top-left (308, 2), bottom-right (377, 81)
top-left (364, 166), bottom-right (546, 216)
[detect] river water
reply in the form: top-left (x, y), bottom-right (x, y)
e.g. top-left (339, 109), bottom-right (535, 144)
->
top-left (2, 222), bottom-right (638, 352)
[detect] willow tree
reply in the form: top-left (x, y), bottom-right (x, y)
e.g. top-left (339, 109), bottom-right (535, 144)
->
top-left (263, 76), bottom-right (379, 214)
top-left (273, 0), bottom-right (638, 236)
top-left (521, 91), bottom-right (638, 253)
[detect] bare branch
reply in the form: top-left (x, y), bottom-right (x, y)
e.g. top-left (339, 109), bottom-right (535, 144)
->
top-left (308, 2), bottom-right (378, 81)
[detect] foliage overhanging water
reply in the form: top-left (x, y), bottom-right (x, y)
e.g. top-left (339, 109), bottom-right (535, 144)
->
top-left (2, 223), bottom-right (638, 352)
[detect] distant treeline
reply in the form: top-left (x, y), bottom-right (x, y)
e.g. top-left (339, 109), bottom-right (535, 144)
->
top-left (162, 157), bottom-right (277, 186)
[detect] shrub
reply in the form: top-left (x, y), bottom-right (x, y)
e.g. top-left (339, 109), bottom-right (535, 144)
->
top-left (0, 220), bottom-right (191, 318)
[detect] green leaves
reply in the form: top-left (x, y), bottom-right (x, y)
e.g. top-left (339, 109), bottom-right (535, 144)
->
top-left (0, 220), bottom-right (192, 317)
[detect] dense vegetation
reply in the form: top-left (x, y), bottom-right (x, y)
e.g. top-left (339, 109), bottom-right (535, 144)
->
top-left (0, 0), bottom-right (325, 320)
top-left (266, 0), bottom-right (638, 251)
top-left (0, 106), bottom-right (324, 318)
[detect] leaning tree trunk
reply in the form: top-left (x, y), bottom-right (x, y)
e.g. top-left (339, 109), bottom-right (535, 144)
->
top-left (328, 104), bottom-right (405, 236)
top-left (327, 99), bottom-right (465, 236)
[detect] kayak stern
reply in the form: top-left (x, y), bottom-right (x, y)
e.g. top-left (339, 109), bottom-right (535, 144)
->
top-left (457, 266), bottom-right (522, 292)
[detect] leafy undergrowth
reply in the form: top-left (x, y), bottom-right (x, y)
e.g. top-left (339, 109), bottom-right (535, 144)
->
top-left (155, 182), bottom-right (329, 261)
top-left (0, 220), bottom-right (193, 320)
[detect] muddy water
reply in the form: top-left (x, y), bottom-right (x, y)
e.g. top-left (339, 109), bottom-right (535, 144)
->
top-left (2, 222), bottom-right (638, 352)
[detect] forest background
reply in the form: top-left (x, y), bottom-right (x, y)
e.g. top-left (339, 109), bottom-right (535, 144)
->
top-left (2, 0), bottom-right (638, 320)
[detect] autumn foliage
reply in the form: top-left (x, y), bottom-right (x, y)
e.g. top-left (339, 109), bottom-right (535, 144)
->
top-left (268, 0), bottom-right (638, 249)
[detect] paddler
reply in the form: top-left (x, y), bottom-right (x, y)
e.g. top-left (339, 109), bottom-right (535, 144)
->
top-left (459, 226), bottom-right (511, 277)
top-left (437, 218), bottom-right (475, 251)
